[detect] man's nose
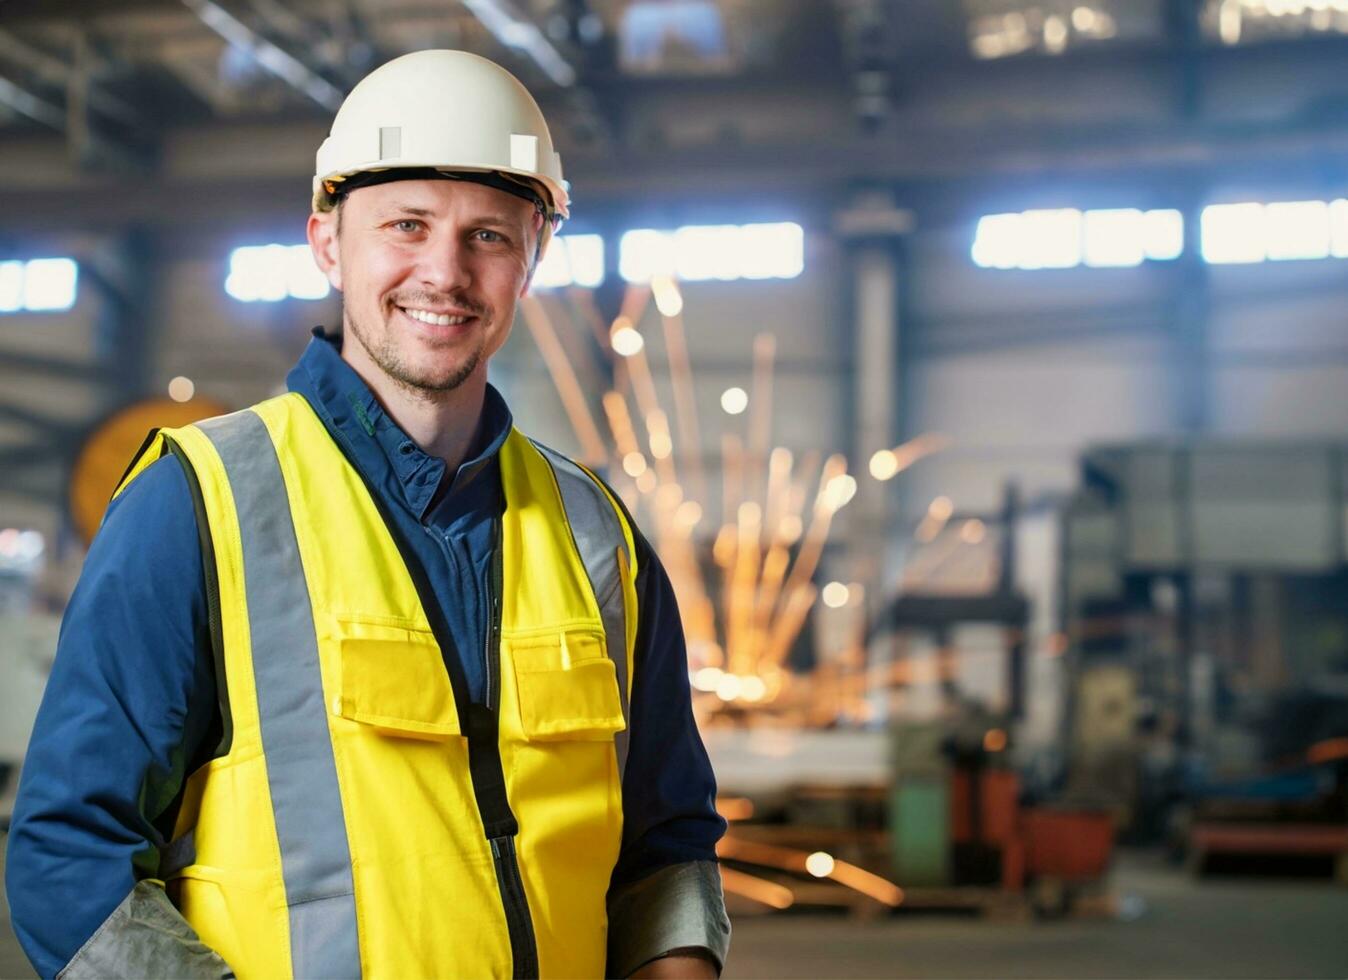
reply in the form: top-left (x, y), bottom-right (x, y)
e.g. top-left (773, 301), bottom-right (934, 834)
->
top-left (417, 237), bottom-right (472, 294)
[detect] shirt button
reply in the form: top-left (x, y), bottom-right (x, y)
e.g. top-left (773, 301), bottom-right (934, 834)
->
top-left (399, 443), bottom-right (415, 455)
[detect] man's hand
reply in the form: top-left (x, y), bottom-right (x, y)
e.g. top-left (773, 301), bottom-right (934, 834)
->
top-left (631, 951), bottom-right (719, 979)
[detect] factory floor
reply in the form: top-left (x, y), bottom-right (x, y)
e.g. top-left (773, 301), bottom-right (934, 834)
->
top-left (2, 842), bottom-right (1347, 978)
top-left (724, 853), bottom-right (1348, 979)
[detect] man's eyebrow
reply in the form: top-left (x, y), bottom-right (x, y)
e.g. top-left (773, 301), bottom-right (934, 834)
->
top-left (472, 213), bottom-right (526, 230)
top-left (373, 204), bottom-right (435, 219)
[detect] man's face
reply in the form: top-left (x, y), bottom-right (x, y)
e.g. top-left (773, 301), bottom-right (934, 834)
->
top-left (308, 178), bottom-right (537, 395)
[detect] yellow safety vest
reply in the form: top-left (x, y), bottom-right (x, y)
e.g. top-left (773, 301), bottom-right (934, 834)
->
top-left (114, 392), bottom-right (639, 979)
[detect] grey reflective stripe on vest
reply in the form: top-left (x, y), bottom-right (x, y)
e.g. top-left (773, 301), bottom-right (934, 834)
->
top-left (198, 411), bottom-right (361, 980)
top-left (531, 441), bottom-right (632, 779)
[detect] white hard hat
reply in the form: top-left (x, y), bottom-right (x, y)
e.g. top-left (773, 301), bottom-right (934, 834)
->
top-left (312, 49), bottom-right (569, 226)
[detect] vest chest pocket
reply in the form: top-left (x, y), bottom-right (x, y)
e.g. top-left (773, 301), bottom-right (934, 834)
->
top-left (335, 617), bottom-right (461, 739)
top-left (508, 628), bottom-right (626, 741)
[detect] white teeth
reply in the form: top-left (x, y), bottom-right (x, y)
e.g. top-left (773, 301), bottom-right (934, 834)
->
top-left (403, 307), bottom-right (470, 326)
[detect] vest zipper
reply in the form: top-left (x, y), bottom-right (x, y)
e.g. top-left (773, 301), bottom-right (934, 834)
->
top-left (483, 526), bottom-right (497, 710)
top-left (485, 515), bottom-right (502, 713)
top-left (483, 518), bottom-right (539, 978)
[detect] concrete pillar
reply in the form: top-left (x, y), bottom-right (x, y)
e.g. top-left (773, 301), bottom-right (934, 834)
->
top-left (835, 189), bottom-right (913, 582)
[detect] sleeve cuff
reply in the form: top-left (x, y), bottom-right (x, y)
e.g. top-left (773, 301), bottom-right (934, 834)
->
top-left (57, 881), bottom-right (234, 980)
top-left (607, 860), bottom-right (731, 979)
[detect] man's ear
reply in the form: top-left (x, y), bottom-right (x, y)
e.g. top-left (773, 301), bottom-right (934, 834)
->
top-left (521, 223), bottom-right (549, 298)
top-left (520, 208), bottom-right (552, 296)
top-left (307, 210), bottom-right (343, 291)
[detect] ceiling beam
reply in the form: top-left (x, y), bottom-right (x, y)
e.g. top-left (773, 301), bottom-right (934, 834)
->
top-left (460, 0), bottom-right (578, 87)
top-left (180, 0), bottom-right (344, 111)
top-left (5, 107), bottom-right (1348, 234)
top-left (0, 27), bottom-right (145, 131)
top-left (0, 73), bottom-right (63, 130)
top-left (0, 30), bottom-right (157, 170)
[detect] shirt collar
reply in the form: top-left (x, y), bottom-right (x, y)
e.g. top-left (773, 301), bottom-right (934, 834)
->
top-left (286, 327), bottom-right (513, 523)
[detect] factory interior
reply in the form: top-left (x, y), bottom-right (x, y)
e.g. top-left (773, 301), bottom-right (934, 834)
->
top-left (3, 0), bottom-right (1348, 977)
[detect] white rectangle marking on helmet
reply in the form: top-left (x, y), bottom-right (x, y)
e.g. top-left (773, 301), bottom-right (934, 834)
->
top-left (511, 134), bottom-right (539, 172)
top-left (380, 127), bottom-right (402, 160)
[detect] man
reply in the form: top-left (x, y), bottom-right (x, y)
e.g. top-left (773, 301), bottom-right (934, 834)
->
top-left (6, 49), bottom-right (729, 979)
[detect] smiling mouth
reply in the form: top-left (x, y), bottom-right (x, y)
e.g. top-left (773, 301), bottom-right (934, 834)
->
top-left (398, 305), bottom-right (476, 327)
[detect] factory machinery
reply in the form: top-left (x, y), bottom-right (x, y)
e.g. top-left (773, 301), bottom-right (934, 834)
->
top-left (1061, 441), bottom-right (1348, 881)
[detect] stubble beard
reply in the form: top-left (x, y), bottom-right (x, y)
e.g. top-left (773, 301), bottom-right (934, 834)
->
top-left (344, 303), bottom-right (486, 397)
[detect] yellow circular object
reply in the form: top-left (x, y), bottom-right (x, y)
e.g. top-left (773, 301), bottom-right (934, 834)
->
top-left (69, 396), bottom-right (230, 546)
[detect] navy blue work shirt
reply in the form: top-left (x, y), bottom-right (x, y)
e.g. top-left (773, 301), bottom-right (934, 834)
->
top-left (6, 330), bottom-right (724, 979)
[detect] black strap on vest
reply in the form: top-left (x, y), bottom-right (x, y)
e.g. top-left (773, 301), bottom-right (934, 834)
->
top-left (164, 439), bottom-right (233, 763)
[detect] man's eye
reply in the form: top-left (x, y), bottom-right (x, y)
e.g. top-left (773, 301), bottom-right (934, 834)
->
top-left (476, 229), bottom-right (505, 243)
top-left (393, 219), bottom-right (421, 233)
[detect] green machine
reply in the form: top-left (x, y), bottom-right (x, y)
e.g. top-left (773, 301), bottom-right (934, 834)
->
top-left (889, 720), bottom-right (952, 886)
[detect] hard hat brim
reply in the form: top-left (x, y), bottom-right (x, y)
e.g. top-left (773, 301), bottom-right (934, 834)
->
top-left (318, 167), bottom-right (561, 228)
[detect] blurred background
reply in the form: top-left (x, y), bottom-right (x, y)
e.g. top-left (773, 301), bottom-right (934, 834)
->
top-left (3, 0), bottom-right (1348, 976)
